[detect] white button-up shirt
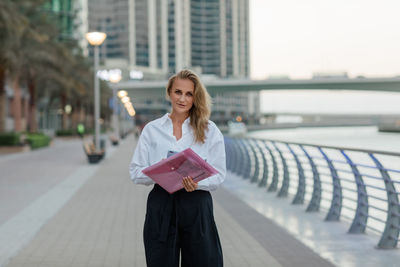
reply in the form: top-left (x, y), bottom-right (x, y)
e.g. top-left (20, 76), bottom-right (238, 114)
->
top-left (129, 113), bottom-right (226, 191)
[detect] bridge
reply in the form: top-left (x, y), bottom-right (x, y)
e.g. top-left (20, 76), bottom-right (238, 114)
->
top-left (114, 77), bottom-right (400, 96)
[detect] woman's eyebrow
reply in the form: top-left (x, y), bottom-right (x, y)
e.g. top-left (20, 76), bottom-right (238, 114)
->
top-left (174, 88), bottom-right (193, 94)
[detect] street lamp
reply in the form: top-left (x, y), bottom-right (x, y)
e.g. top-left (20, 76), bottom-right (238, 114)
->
top-left (121, 96), bottom-right (130, 104)
top-left (118, 90), bottom-right (127, 98)
top-left (85, 32), bottom-right (107, 152)
top-left (109, 70), bottom-right (122, 143)
top-left (117, 90), bottom-right (128, 138)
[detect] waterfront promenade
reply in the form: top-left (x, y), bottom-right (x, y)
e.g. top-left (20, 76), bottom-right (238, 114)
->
top-left (0, 134), bottom-right (335, 267)
top-left (2, 133), bottom-right (400, 266)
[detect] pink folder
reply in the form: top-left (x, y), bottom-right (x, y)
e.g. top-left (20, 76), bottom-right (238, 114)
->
top-left (142, 148), bottom-right (219, 194)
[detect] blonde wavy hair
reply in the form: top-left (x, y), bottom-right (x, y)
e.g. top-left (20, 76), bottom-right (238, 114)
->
top-left (166, 69), bottom-right (212, 144)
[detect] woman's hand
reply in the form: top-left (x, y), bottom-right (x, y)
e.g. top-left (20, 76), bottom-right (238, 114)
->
top-left (182, 176), bottom-right (198, 192)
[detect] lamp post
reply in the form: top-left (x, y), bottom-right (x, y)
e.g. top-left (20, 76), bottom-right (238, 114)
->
top-left (116, 90), bottom-right (135, 137)
top-left (117, 90), bottom-right (128, 138)
top-left (85, 32), bottom-right (107, 151)
top-left (109, 70), bottom-right (122, 143)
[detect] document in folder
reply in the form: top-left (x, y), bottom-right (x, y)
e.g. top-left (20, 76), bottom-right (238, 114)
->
top-left (142, 148), bottom-right (219, 194)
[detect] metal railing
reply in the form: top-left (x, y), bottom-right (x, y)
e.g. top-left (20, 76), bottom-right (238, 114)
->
top-left (224, 136), bottom-right (400, 249)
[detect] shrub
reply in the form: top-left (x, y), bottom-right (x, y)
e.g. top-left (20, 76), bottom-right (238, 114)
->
top-left (56, 129), bottom-right (76, 136)
top-left (86, 128), bottom-right (106, 134)
top-left (26, 133), bottom-right (51, 149)
top-left (0, 133), bottom-right (21, 146)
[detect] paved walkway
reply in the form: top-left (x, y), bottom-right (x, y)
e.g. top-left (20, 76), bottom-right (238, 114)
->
top-left (1, 135), bottom-right (334, 267)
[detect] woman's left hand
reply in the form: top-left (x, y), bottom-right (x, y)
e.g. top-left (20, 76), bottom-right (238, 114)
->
top-left (182, 176), bottom-right (198, 192)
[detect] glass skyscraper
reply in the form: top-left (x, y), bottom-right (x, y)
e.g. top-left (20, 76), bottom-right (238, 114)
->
top-left (87, 0), bottom-right (249, 79)
top-left (44, 0), bottom-right (78, 40)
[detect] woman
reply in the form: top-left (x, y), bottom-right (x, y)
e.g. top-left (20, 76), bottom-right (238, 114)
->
top-left (130, 69), bottom-right (226, 267)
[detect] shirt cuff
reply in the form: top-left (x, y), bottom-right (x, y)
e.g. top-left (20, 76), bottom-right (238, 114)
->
top-left (196, 177), bottom-right (219, 191)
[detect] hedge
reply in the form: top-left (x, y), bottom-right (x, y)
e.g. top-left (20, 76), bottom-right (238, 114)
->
top-left (56, 129), bottom-right (76, 136)
top-left (86, 128), bottom-right (106, 134)
top-left (25, 133), bottom-right (51, 149)
top-left (0, 133), bottom-right (21, 146)
top-left (56, 128), bottom-right (107, 136)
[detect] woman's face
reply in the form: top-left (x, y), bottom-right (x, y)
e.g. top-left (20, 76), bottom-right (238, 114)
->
top-left (169, 78), bottom-right (194, 116)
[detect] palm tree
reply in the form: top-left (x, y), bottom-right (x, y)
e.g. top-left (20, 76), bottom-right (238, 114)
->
top-left (22, 10), bottom-right (61, 132)
top-left (1, 0), bottom-right (112, 133)
top-left (0, 0), bottom-right (28, 132)
top-left (0, 0), bottom-right (48, 132)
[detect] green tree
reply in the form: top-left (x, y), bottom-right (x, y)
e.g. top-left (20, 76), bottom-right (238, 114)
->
top-left (0, 0), bottom-right (28, 132)
top-left (0, 0), bottom-right (112, 133)
top-left (0, 0), bottom-right (49, 132)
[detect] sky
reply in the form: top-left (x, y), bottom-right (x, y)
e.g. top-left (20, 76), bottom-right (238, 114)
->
top-left (250, 0), bottom-right (400, 114)
top-left (250, 0), bottom-right (400, 80)
top-left (260, 89), bottom-right (400, 114)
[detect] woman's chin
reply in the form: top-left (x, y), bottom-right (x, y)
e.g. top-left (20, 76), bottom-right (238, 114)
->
top-left (173, 106), bottom-right (189, 113)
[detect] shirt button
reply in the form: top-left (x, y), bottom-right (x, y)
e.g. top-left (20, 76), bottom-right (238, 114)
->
top-left (171, 167), bottom-right (175, 170)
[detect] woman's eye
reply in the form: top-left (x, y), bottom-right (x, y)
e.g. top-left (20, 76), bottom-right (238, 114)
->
top-left (187, 93), bottom-right (193, 96)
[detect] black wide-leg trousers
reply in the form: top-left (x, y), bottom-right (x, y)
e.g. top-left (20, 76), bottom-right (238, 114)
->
top-left (143, 184), bottom-right (223, 267)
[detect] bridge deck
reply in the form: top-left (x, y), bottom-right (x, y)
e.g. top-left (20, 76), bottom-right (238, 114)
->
top-left (115, 77), bottom-right (400, 96)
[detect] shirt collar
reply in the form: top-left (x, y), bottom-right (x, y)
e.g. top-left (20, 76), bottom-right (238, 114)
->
top-left (161, 113), bottom-right (191, 126)
top-left (160, 113), bottom-right (170, 126)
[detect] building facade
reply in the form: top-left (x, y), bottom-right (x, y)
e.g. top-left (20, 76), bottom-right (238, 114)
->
top-left (87, 0), bottom-right (250, 80)
top-left (43, 0), bottom-right (88, 44)
top-left (85, 0), bottom-right (254, 128)
top-left (129, 90), bottom-right (260, 130)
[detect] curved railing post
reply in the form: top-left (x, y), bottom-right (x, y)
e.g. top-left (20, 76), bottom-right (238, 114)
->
top-left (235, 139), bottom-right (246, 176)
top-left (228, 137), bottom-right (236, 172)
top-left (341, 150), bottom-right (368, 234)
top-left (249, 139), bottom-right (261, 183)
top-left (224, 137), bottom-right (232, 171)
top-left (369, 153), bottom-right (400, 249)
top-left (319, 148), bottom-right (342, 221)
top-left (241, 139), bottom-right (253, 179)
top-left (230, 138), bottom-right (240, 174)
top-left (272, 142), bottom-right (289, 198)
top-left (287, 144), bottom-right (305, 204)
top-left (264, 141), bottom-right (279, 192)
top-left (300, 145), bottom-right (321, 212)
top-left (256, 140), bottom-right (269, 188)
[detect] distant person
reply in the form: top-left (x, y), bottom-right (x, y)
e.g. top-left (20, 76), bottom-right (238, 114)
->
top-left (130, 69), bottom-right (226, 267)
top-left (77, 123), bottom-right (85, 138)
top-left (135, 125), bottom-right (141, 137)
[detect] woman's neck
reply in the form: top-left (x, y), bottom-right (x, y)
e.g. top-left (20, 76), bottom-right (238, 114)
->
top-left (169, 112), bottom-right (189, 124)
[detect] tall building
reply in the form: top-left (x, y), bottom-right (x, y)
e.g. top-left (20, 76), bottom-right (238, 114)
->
top-left (190, 0), bottom-right (249, 77)
top-left (43, 0), bottom-right (87, 44)
top-left (44, 0), bottom-right (75, 40)
top-left (87, 0), bottom-right (250, 80)
top-left (85, 0), bottom-right (254, 128)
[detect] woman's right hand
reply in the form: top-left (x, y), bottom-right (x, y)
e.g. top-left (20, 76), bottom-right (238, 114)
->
top-left (182, 176), bottom-right (198, 192)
